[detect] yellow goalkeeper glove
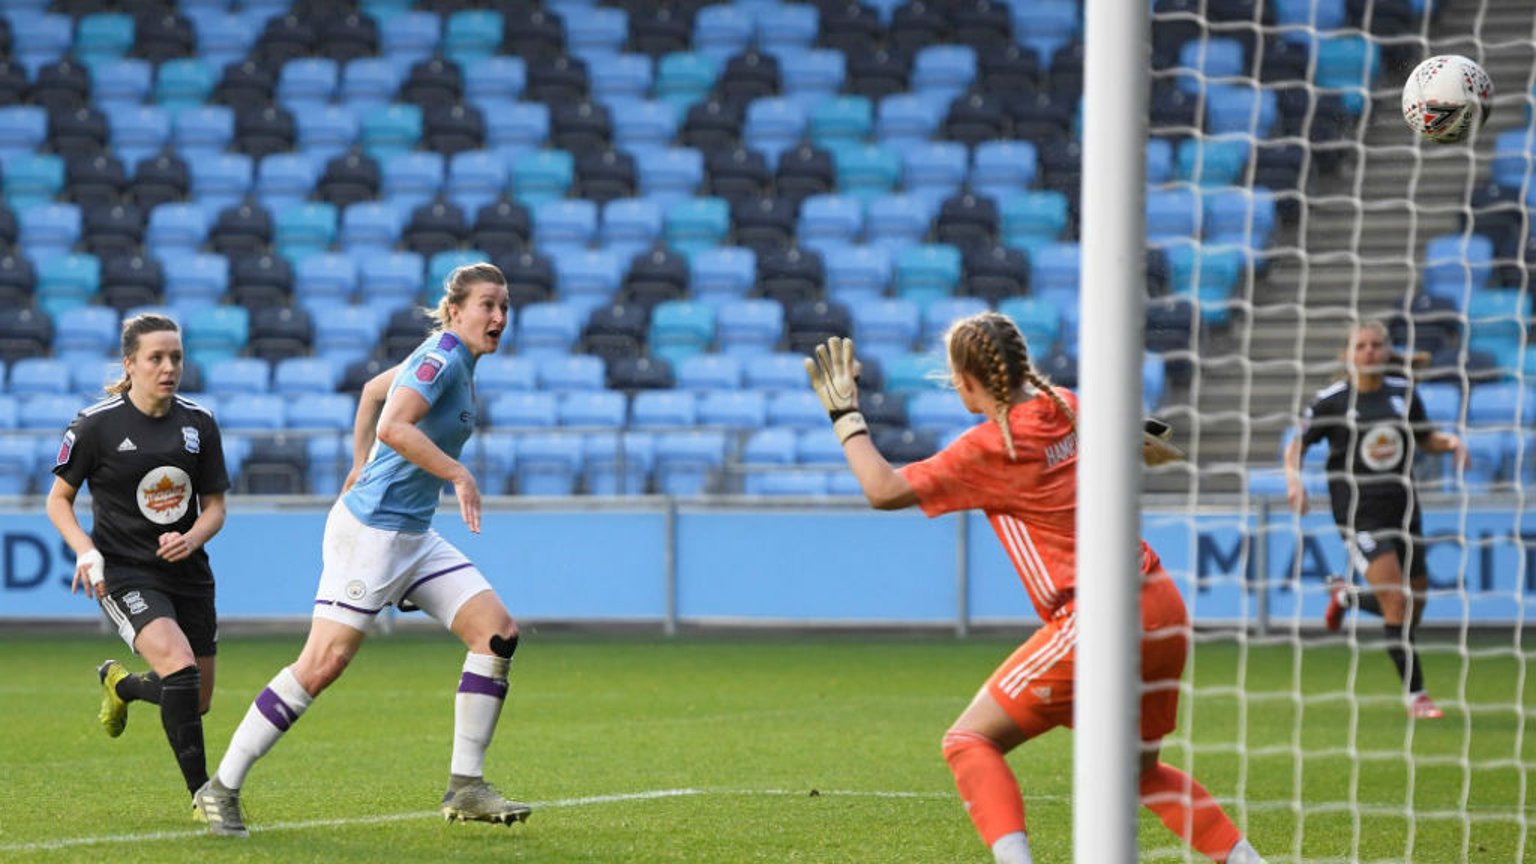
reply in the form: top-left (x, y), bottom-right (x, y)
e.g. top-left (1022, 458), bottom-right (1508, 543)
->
top-left (804, 336), bottom-right (869, 444)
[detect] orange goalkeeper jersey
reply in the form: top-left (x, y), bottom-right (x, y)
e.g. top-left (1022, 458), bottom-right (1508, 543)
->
top-left (899, 388), bottom-right (1162, 623)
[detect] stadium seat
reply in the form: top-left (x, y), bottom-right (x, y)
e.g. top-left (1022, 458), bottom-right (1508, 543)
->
top-left (797, 194), bottom-right (864, 256)
top-left (715, 297), bottom-right (785, 358)
top-left (865, 193), bottom-right (934, 257)
top-left (664, 197), bottom-right (731, 257)
top-left (187, 153), bottom-right (254, 218)
top-left (248, 306), bottom-right (314, 362)
top-left (999, 296), bottom-right (1064, 356)
top-left (833, 143), bottom-right (902, 203)
top-left (443, 10), bottom-right (503, 66)
top-left (552, 249), bottom-right (624, 319)
top-left (902, 141), bottom-right (969, 209)
top-left (204, 356), bottom-right (269, 398)
top-left (476, 354), bottom-right (539, 395)
top-left (286, 393), bottom-right (355, 430)
top-left (295, 104), bottom-right (360, 163)
top-left (20, 203), bottom-right (83, 264)
top-left (0, 106), bottom-right (47, 161)
top-left (1175, 136), bottom-right (1251, 187)
top-left (360, 103), bottom-right (423, 160)
top-left (1422, 234), bottom-right (1494, 306)
top-left (446, 150), bottom-right (510, 217)
top-left (510, 149), bottom-right (574, 208)
top-left (583, 431), bottom-right (654, 495)
top-left (653, 430), bottom-right (727, 495)
top-left (36, 252), bottom-right (101, 318)
top-left (8, 357), bottom-right (71, 397)
top-left (557, 389), bottom-right (627, 428)
top-left (907, 390), bottom-right (980, 436)
top-left (809, 95), bottom-right (874, 150)
top-left (53, 306), bottom-right (118, 361)
top-left (3, 154), bottom-right (66, 209)
top-left (675, 354), bottom-right (743, 393)
top-left (1203, 187), bottom-right (1277, 248)
top-left (742, 97), bottom-right (807, 166)
top-left (693, 5), bottom-right (754, 62)
top-left (533, 198), bottom-right (599, 254)
top-left (766, 390), bottom-right (827, 430)
top-left (274, 203), bottom-right (339, 262)
top-left (971, 141), bottom-right (1039, 202)
top-left (777, 48), bottom-right (845, 114)
top-left (824, 245), bottom-right (893, 307)
top-left (631, 389), bottom-right (697, 428)
top-left (636, 148), bottom-right (705, 210)
top-left (851, 298), bottom-right (921, 362)
top-left (912, 45), bottom-right (977, 103)
top-left (511, 433), bottom-right (582, 495)
top-left (312, 305), bottom-right (381, 366)
top-left (338, 201), bottom-right (404, 255)
top-left (1146, 187), bottom-right (1201, 245)
top-left (600, 198), bottom-right (663, 264)
top-left (894, 244), bottom-right (963, 308)
top-left (516, 301), bottom-right (583, 358)
top-left (875, 93), bottom-right (942, 150)
top-left (378, 10), bottom-right (440, 63)
top-left (1204, 83), bottom-right (1279, 136)
top-left (538, 354), bottom-right (607, 393)
top-left (654, 51), bottom-right (718, 111)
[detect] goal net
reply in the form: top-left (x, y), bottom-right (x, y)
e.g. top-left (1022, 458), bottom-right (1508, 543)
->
top-left (1142, 0), bottom-right (1533, 861)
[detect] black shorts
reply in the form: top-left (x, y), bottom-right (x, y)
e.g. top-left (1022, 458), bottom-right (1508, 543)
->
top-left (1333, 501), bottom-right (1427, 580)
top-left (100, 586), bottom-right (218, 658)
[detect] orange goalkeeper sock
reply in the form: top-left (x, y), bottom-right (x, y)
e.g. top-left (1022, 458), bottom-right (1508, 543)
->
top-left (942, 730), bottom-right (1027, 847)
top-left (1139, 762), bottom-right (1243, 861)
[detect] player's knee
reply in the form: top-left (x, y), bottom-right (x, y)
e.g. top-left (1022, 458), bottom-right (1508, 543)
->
top-left (489, 632), bottom-right (519, 659)
top-left (941, 728), bottom-right (1000, 766)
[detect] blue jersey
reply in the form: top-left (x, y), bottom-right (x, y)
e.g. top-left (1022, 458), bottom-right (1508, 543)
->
top-left (344, 331), bottom-right (477, 531)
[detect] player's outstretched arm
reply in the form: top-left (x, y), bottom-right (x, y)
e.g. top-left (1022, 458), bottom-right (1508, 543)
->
top-left (805, 337), bottom-right (916, 510)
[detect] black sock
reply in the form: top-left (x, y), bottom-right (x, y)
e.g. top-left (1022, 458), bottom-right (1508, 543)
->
top-left (1355, 592), bottom-right (1383, 617)
top-left (1383, 624), bottom-right (1425, 694)
top-left (116, 671), bottom-right (162, 705)
top-left (160, 666), bottom-right (208, 794)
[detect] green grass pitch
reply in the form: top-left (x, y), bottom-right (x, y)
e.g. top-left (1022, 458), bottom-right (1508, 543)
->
top-left (0, 630), bottom-right (1530, 863)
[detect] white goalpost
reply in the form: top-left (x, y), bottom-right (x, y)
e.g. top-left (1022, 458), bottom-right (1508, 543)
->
top-left (1095, 0), bottom-right (1536, 862)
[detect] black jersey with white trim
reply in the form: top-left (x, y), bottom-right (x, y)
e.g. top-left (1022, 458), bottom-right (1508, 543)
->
top-left (53, 394), bottom-right (229, 592)
top-left (1298, 376), bottom-right (1432, 509)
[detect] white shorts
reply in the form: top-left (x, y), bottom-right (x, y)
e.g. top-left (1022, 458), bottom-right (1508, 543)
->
top-left (313, 499), bottom-right (493, 632)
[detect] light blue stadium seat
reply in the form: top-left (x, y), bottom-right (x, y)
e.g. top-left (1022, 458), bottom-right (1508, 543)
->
top-left (444, 10), bottom-right (503, 66)
top-left (1012, 0), bottom-right (1078, 65)
top-left (552, 249), bottom-right (624, 319)
top-left (516, 301), bottom-right (583, 357)
top-left (277, 58), bottom-right (340, 113)
top-left (1146, 139), bottom-right (1174, 185)
top-left (312, 304), bottom-right (381, 366)
top-left (1422, 233), bottom-right (1493, 307)
top-left (1204, 83), bottom-right (1278, 136)
top-left (1466, 289), bottom-right (1533, 372)
top-left (534, 198), bottom-right (599, 254)
top-left (1145, 186), bottom-right (1200, 245)
top-left (3, 153), bottom-right (65, 208)
top-left (902, 141), bottom-right (968, 205)
top-left (104, 104), bottom-right (171, 170)
top-left (145, 203), bottom-right (209, 259)
top-left (510, 148), bottom-right (574, 207)
top-left (583, 431), bottom-right (654, 495)
top-left (155, 59), bottom-right (218, 115)
top-left (920, 296), bottom-right (989, 349)
top-left (881, 352), bottom-right (945, 395)
top-left (188, 152), bottom-right (254, 215)
top-left (865, 193), bottom-right (933, 257)
top-left (693, 5), bottom-right (754, 62)
top-left (296, 253), bottom-right (359, 306)
top-left (797, 194), bottom-right (864, 255)
top-left (742, 97), bottom-right (807, 166)
top-left (204, 356), bottom-right (268, 397)
top-left (273, 356), bottom-right (341, 395)
top-left (36, 252), bottom-right (101, 318)
top-left (823, 243), bottom-right (892, 307)
top-left (1203, 187), bottom-right (1277, 248)
top-left (0, 436), bottom-right (33, 495)
top-left (256, 152), bottom-right (324, 212)
top-left (91, 58), bottom-right (154, 109)
top-left (1175, 38), bottom-right (1245, 95)
top-left (0, 393), bottom-right (18, 428)
top-left (834, 143), bottom-right (902, 202)
top-left (381, 151), bottom-right (445, 212)
top-left (716, 299), bottom-right (783, 357)
top-left (648, 300), bottom-right (716, 366)
top-left (971, 141), bottom-right (1038, 201)
top-left (743, 427), bottom-right (796, 470)
top-left (591, 54), bottom-right (654, 107)
top-left (654, 430), bottom-right (727, 495)
top-left (8, 357), bottom-right (71, 397)
top-left (655, 52), bottom-right (718, 111)
top-left (339, 57), bottom-right (407, 115)
top-left (275, 203), bottom-right (339, 262)
top-left (750, 462), bottom-right (832, 496)
top-left (601, 197), bottom-right (663, 263)
top-left (777, 48), bottom-right (845, 113)
top-left (851, 297), bottom-right (921, 362)
top-left (20, 203), bottom-right (83, 264)
top-left (745, 352), bottom-right (811, 393)
top-left (379, 11), bottom-right (441, 64)
top-left (221, 393), bottom-right (285, 430)
top-left (356, 247), bottom-right (423, 304)
top-left (361, 103), bottom-right (424, 160)
top-left (663, 196), bottom-right (730, 256)
top-left (185, 306), bottom-right (249, 368)
top-left (287, 393), bottom-right (355, 430)
top-left (0, 106), bottom-right (47, 160)
top-left (1467, 380), bottom-right (1536, 427)
top-left (810, 95), bottom-right (874, 150)
top-left (912, 45), bottom-right (976, 102)
top-left (1175, 136), bottom-right (1250, 187)
top-left (295, 104), bottom-right (360, 162)
top-left (876, 94), bottom-right (943, 150)
top-left (75, 13), bottom-right (135, 67)
top-left (190, 11), bottom-right (254, 72)
top-left (757, 3), bottom-right (818, 54)
top-left (340, 201), bottom-right (405, 254)
top-left (305, 433), bottom-right (348, 496)
top-left (558, 389), bottom-right (627, 427)
top-left (1164, 245), bottom-right (1245, 328)
top-left (486, 102), bottom-right (551, 162)
top-left (464, 55), bottom-right (526, 111)
top-left (999, 295), bottom-right (1064, 355)
top-left (54, 304), bottom-right (118, 360)
top-left (446, 149), bottom-right (510, 216)
top-left (565, 6), bottom-right (627, 62)
top-left (12, 13), bottom-right (72, 77)
top-left (174, 105), bottom-right (235, 159)
top-left (907, 390), bottom-right (980, 436)
top-left (894, 244), bottom-right (962, 308)
top-left (423, 249), bottom-right (491, 305)
top-left (689, 247), bottom-right (757, 307)
top-left (476, 354), bottom-right (539, 395)
top-left (1489, 131), bottom-right (1532, 191)
top-left (676, 353), bottom-right (743, 391)
top-left (458, 428), bottom-right (516, 492)
top-left (538, 354), bottom-right (606, 392)
top-left (490, 391), bottom-right (559, 428)
top-left (1416, 381), bottom-right (1462, 424)
top-left (610, 98), bottom-right (678, 152)
top-left (1313, 35), bottom-right (1380, 115)
top-left (631, 390), bottom-right (698, 428)
top-left (766, 390), bottom-right (825, 429)
top-left (636, 147), bottom-right (705, 210)
top-left (18, 393), bottom-right (86, 430)
top-left (513, 433), bottom-right (583, 495)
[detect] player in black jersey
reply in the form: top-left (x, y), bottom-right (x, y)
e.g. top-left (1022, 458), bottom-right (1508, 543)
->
top-left (1283, 320), bottom-right (1466, 720)
top-left (44, 313), bottom-right (230, 806)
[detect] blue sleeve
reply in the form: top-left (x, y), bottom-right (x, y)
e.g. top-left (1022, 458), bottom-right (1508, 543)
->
top-left (395, 348), bottom-right (456, 407)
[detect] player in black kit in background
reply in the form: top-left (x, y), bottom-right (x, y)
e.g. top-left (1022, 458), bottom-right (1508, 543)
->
top-left (45, 313), bottom-right (231, 808)
top-left (1283, 319), bottom-right (1467, 720)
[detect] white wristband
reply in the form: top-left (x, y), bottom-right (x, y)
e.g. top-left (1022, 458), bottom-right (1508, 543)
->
top-left (832, 412), bottom-right (869, 444)
top-left (79, 549), bottom-right (104, 587)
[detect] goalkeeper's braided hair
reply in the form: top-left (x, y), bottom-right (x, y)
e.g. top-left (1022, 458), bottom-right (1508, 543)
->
top-left (947, 312), bottom-right (1075, 462)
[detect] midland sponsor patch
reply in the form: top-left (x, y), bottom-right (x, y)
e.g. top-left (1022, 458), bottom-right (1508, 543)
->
top-left (56, 430), bottom-right (75, 466)
top-left (416, 351), bottom-right (448, 384)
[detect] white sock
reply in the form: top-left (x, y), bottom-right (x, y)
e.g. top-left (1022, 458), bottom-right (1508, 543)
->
top-left (1226, 838), bottom-right (1267, 864)
top-left (991, 831), bottom-right (1033, 864)
top-left (217, 666), bottom-right (313, 790)
top-left (451, 652), bottom-right (510, 777)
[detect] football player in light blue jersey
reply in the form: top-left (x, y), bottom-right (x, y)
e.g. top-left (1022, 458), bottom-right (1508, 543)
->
top-left (196, 263), bottom-right (533, 836)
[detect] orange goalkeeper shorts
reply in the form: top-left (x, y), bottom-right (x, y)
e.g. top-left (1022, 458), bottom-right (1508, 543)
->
top-left (985, 571), bottom-right (1190, 742)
